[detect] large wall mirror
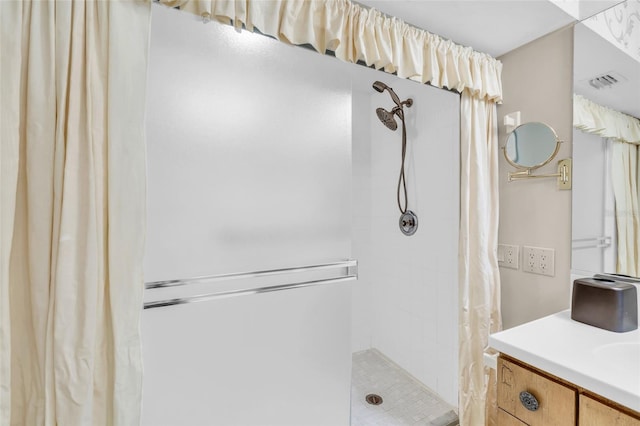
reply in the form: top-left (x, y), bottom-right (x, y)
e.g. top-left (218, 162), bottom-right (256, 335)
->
top-left (572, 0), bottom-right (640, 278)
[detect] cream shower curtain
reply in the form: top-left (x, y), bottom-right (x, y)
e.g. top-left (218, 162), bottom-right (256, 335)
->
top-left (0, 1), bottom-right (151, 424)
top-left (459, 92), bottom-right (501, 426)
top-left (611, 141), bottom-right (640, 276)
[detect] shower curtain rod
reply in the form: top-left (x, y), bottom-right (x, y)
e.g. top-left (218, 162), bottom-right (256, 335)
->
top-left (143, 260), bottom-right (358, 309)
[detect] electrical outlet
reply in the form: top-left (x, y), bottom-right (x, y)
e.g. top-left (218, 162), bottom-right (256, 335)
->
top-left (538, 248), bottom-right (555, 276)
top-left (506, 245), bottom-right (519, 269)
top-left (497, 244), bottom-right (519, 269)
top-left (523, 246), bottom-right (536, 273)
top-left (522, 246), bottom-right (555, 276)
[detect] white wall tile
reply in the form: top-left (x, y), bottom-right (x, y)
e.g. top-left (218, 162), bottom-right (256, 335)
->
top-left (351, 67), bottom-right (460, 407)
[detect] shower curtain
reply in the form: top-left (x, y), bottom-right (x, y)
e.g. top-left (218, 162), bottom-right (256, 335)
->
top-left (0, 1), bottom-right (151, 424)
top-left (611, 141), bottom-right (640, 276)
top-left (459, 93), bottom-right (502, 426)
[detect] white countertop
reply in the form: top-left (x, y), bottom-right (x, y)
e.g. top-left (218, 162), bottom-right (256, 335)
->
top-left (489, 310), bottom-right (640, 413)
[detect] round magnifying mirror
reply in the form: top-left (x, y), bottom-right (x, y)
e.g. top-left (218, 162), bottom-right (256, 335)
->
top-left (503, 122), bottom-right (561, 170)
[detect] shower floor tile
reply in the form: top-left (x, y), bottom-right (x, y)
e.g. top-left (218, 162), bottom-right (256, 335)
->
top-left (351, 349), bottom-right (458, 426)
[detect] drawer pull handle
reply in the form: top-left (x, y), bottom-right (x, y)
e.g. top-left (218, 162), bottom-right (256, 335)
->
top-left (519, 391), bottom-right (539, 411)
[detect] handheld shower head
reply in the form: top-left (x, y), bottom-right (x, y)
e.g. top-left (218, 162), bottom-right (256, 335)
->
top-left (372, 80), bottom-right (401, 106)
top-left (371, 80), bottom-right (418, 235)
top-left (372, 81), bottom-right (388, 93)
top-left (376, 108), bottom-right (398, 131)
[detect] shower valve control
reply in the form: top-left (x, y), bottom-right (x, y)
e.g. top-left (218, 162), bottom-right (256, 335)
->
top-left (399, 211), bottom-right (418, 236)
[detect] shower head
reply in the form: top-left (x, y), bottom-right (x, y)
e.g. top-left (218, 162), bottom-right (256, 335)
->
top-left (372, 81), bottom-right (388, 93)
top-left (372, 81), bottom-right (416, 233)
top-left (373, 81), bottom-right (412, 132)
top-left (376, 107), bottom-right (398, 131)
top-left (372, 80), bottom-right (401, 106)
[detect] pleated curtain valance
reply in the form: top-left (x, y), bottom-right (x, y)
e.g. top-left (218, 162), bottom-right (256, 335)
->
top-left (158, 0), bottom-right (503, 103)
top-left (574, 94), bottom-right (640, 144)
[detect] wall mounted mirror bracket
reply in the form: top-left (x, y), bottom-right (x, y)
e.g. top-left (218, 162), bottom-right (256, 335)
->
top-left (503, 122), bottom-right (572, 190)
top-left (508, 158), bottom-right (572, 189)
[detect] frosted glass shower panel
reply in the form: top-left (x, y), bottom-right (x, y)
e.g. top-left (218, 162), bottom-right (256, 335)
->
top-left (144, 6), bottom-right (352, 282)
top-left (142, 282), bottom-right (352, 426)
top-left (143, 6), bottom-right (354, 426)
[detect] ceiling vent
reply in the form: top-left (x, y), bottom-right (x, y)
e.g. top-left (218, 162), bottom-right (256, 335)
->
top-left (588, 71), bottom-right (627, 89)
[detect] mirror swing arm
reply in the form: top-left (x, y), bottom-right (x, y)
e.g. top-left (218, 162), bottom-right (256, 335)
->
top-left (502, 121), bottom-right (572, 190)
top-left (508, 158), bottom-right (572, 187)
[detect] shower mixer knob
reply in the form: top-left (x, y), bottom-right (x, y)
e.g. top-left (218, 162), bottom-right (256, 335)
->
top-left (399, 210), bottom-right (418, 236)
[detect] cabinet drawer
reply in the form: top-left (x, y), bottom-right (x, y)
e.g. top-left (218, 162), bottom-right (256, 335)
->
top-left (579, 395), bottom-right (640, 426)
top-left (497, 356), bottom-right (576, 425)
top-left (498, 408), bottom-right (528, 425)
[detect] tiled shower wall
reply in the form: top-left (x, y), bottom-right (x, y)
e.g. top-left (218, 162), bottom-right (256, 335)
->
top-left (350, 69), bottom-right (460, 407)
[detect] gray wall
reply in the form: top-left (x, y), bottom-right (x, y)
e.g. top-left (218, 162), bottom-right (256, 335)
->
top-left (497, 26), bottom-right (575, 329)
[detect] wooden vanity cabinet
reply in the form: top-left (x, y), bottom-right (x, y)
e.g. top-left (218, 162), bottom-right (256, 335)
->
top-left (579, 395), bottom-right (640, 426)
top-left (498, 408), bottom-right (528, 425)
top-left (497, 355), bottom-right (640, 426)
top-left (497, 356), bottom-right (576, 425)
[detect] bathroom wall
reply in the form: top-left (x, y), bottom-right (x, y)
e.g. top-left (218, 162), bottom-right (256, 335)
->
top-left (497, 26), bottom-right (574, 329)
top-left (350, 68), bottom-right (460, 406)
